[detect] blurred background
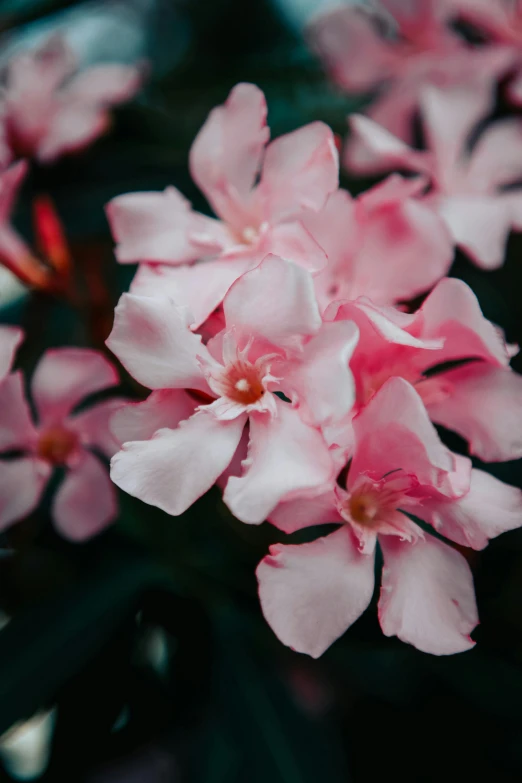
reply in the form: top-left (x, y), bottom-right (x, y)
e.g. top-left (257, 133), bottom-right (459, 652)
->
top-left (1, 0), bottom-right (522, 781)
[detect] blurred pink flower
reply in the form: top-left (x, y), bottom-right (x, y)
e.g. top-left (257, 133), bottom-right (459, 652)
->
top-left (347, 84), bottom-right (522, 268)
top-left (0, 324), bottom-right (22, 382)
top-left (0, 35), bottom-right (142, 163)
top-left (0, 348), bottom-right (123, 539)
top-left (107, 255), bottom-right (359, 523)
top-left (301, 173), bottom-right (453, 310)
top-left (107, 82), bottom-right (338, 328)
top-left (309, 0), bottom-right (511, 145)
top-left (258, 377), bottom-right (522, 657)
top-left (328, 276), bottom-right (522, 463)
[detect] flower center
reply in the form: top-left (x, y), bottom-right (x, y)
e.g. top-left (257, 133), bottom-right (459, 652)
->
top-left (348, 492), bottom-right (381, 526)
top-left (224, 361), bottom-right (265, 405)
top-left (37, 425), bottom-right (78, 465)
top-left (241, 226), bottom-right (258, 244)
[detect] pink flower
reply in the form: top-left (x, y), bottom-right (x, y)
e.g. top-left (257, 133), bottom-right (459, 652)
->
top-left (301, 174), bottom-right (453, 310)
top-left (107, 255), bottom-right (358, 523)
top-left (0, 324), bottom-right (23, 382)
top-left (0, 348), bottom-right (123, 540)
top-left (329, 276), bottom-right (522, 462)
top-left (107, 83), bottom-right (338, 329)
top-left (258, 377), bottom-right (522, 657)
top-left (309, 0), bottom-right (511, 146)
top-left (0, 35), bottom-right (142, 163)
top-left (347, 84), bottom-right (522, 268)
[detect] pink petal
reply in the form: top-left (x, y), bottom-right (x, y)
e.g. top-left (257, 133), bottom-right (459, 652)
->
top-left (346, 114), bottom-right (431, 176)
top-left (427, 362), bottom-right (522, 461)
top-left (346, 185), bottom-right (453, 304)
top-left (32, 348), bottom-right (119, 425)
top-left (64, 63), bottom-right (142, 105)
top-left (0, 160), bottom-right (27, 223)
top-left (111, 410), bottom-right (245, 516)
top-left (224, 398), bottom-right (335, 524)
top-left (420, 84), bottom-right (495, 178)
top-left (419, 277), bottom-right (509, 365)
top-left (106, 293), bottom-right (210, 391)
top-left (0, 372), bottom-right (37, 450)
top-left (257, 122), bottom-right (338, 222)
top-left (350, 377), bottom-right (459, 495)
top-left (130, 257), bottom-right (256, 330)
top-left (110, 389), bottom-right (197, 444)
top-left (223, 254), bottom-right (321, 350)
top-left (257, 526), bottom-right (375, 658)
top-left (189, 83), bottom-right (269, 227)
top-left (378, 535), bottom-right (478, 655)
top-left (418, 468), bottom-right (522, 551)
top-left (283, 320), bottom-right (359, 426)
top-left (265, 220), bottom-right (327, 273)
top-left (69, 398), bottom-right (128, 458)
top-left (37, 105), bottom-right (109, 163)
top-left (0, 326), bottom-right (23, 381)
top-left (467, 118), bottom-right (522, 191)
top-left (53, 451), bottom-right (117, 541)
top-left (269, 489), bottom-right (341, 535)
top-left (107, 188), bottom-right (215, 265)
top-left (438, 195), bottom-right (514, 270)
top-left (309, 6), bottom-right (395, 92)
top-left (0, 456), bottom-right (51, 531)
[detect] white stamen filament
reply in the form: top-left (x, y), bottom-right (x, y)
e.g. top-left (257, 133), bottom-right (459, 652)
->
top-left (235, 378), bottom-right (251, 392)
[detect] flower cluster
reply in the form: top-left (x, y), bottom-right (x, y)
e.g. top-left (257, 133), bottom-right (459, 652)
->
top-left (1, 12), bottom-right (522, 661)
top-left (103, 81), bottom-right (522, 657)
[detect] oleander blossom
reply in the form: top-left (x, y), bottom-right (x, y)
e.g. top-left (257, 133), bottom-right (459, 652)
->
top-left (0, 35), bottom-right (142, 163)
top-left (347, 84), bottom-right (522, 268)
top-left (107, 82), bottom-right (338, 329)
top-left (0, 348), bottom-right (124, 540)
top-left (107, 255), bottom-right (358, 523)
top-left (328, 277), bottom-right (522, 463)
top-left (309, 0), bottom-right (511, 146)
top-left (259, 378), bottom-right (522, 657)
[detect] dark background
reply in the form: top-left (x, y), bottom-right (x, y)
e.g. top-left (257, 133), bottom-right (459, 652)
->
top-left (1, 0), bottom-right (522, 780)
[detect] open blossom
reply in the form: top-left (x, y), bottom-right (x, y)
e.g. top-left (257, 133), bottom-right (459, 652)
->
top-left (309, 0), bottom-right (511, 146)
top-left (0, 348), bottom-right (123, 540)
top-left (328, 276), bottom-right (522, 463)
top-left (0, 324), bottom-right (23, 382)
top-left (107, 255), bottom-right (359, 523)
top-left (0, 35), bottom-right (142, 163)
top-left (107, 82), bottom-right (338, 328)
top-left (259, 377), bottom-right (522, 657)
top-left (347, 84), bottom-right (522, 268)
top-left (301, 174), bottom-right (453, 311)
